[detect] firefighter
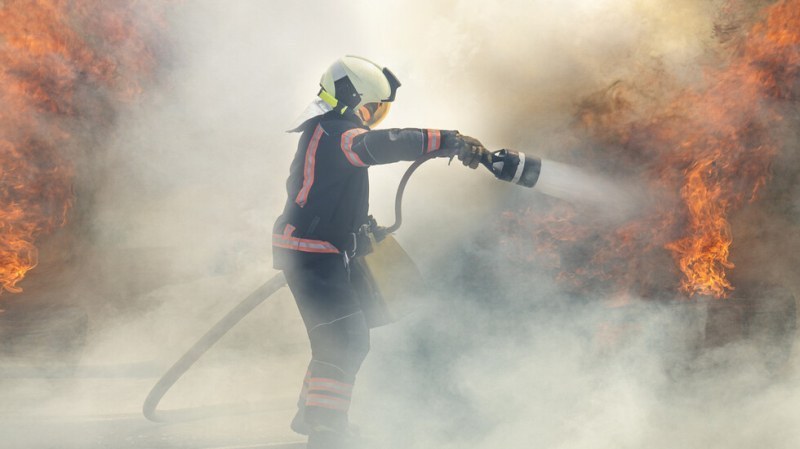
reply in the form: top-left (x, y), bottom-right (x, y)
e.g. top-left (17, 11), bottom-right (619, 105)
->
top-left (272, 55), bottom-right (486, 449)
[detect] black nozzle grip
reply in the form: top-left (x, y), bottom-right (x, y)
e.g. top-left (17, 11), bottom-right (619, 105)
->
top-left (483, 149), bottom-right (541, 188)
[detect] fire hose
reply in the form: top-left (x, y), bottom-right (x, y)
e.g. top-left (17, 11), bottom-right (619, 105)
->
top-left (142, 147), bottom-right (539, 422)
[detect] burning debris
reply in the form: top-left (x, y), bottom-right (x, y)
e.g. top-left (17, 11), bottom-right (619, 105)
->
top-left (0, 0), bottom-right (167, 299)
top-left (502, 0), bottom-right (800, 300)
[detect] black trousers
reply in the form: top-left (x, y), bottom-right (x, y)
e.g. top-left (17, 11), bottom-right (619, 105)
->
top-left (284, 254), bottom-right (370, 431)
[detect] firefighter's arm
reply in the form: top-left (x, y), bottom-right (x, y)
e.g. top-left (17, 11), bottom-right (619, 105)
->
top-left (341, 128), bottom-right (450, 165)
top-left (340, 128), bottom-right (461, 166)
top-left (341, 128), bottom-right (489, 168)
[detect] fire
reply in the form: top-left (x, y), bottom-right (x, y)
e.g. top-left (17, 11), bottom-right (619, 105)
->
top-left (504, 0), bottom-right (800, 299)
top-left (0, 0), bottom-right (166, 295)
top-left (664, 158), bottom-right (735, 297)
top-left (660, 0), bottom-right (799, 297)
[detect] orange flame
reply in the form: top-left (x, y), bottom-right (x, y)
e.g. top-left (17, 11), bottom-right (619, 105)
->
top-left (662, 0), bottom-right (799, 297)
top-left (0, 0), bottom-right (166, 295)
top-left (664, 158), bottom-right (735, 297)
top-left (503, 0), bottom-right (800, 299)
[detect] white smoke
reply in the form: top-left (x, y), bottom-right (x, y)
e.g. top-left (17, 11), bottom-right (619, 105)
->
top-left (2, 1), bottom-right (798, 448)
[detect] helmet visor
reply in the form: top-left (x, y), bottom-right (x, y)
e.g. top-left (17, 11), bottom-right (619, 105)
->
top-left (358, 102), bottom-right (392, 128)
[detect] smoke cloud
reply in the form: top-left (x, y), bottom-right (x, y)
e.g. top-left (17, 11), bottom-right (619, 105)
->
top-left (2, 1), bottom-right (798, 448)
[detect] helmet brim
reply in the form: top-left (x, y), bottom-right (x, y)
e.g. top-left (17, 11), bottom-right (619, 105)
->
top-left (382, 67), bottom-right (401, 102)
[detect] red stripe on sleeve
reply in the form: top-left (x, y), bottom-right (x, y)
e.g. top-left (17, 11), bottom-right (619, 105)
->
top-left (426, 129), bottom-right (441, 153)
top-left (341, 128), bottom-right (369, 167)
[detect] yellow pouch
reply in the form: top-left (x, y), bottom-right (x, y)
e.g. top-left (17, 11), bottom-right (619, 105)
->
top-left (351, 233), bottom-right (425, 328)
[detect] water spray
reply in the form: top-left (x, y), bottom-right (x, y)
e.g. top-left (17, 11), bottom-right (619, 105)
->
top-left (480, 148), bottom-right (640, 216)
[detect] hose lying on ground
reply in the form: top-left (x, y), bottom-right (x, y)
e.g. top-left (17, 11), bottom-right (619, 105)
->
top-left (143, 273), bottom-right (287, 422)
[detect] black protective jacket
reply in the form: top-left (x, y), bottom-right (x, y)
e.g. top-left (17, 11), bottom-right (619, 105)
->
top-left (272, 111), bottom-right (452, 269)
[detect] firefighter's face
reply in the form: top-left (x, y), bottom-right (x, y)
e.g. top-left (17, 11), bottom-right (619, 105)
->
top-left (357, 102), bottom-right (391, 128)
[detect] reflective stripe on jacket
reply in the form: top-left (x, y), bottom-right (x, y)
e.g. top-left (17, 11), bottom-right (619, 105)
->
top-left (272, 111), bottom-right (452, 268)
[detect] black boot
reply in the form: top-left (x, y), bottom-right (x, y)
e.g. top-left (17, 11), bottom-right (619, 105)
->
top-left (307, 424), bottom-right (366, 449)
top-left (307, 427), bottom-right (350, 449)
top-left (290, 407), bottom-right (310, 436)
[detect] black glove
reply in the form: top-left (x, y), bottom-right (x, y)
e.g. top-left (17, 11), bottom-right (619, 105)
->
top-left (441, 131), bottom-right (488, 169)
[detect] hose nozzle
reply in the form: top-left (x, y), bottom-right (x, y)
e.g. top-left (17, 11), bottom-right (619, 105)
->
top-left (481, 149), bottom-right (541, 188)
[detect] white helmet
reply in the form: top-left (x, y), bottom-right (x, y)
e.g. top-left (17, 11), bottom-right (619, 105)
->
top-left (318, 55), bottom-right (401, 128)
